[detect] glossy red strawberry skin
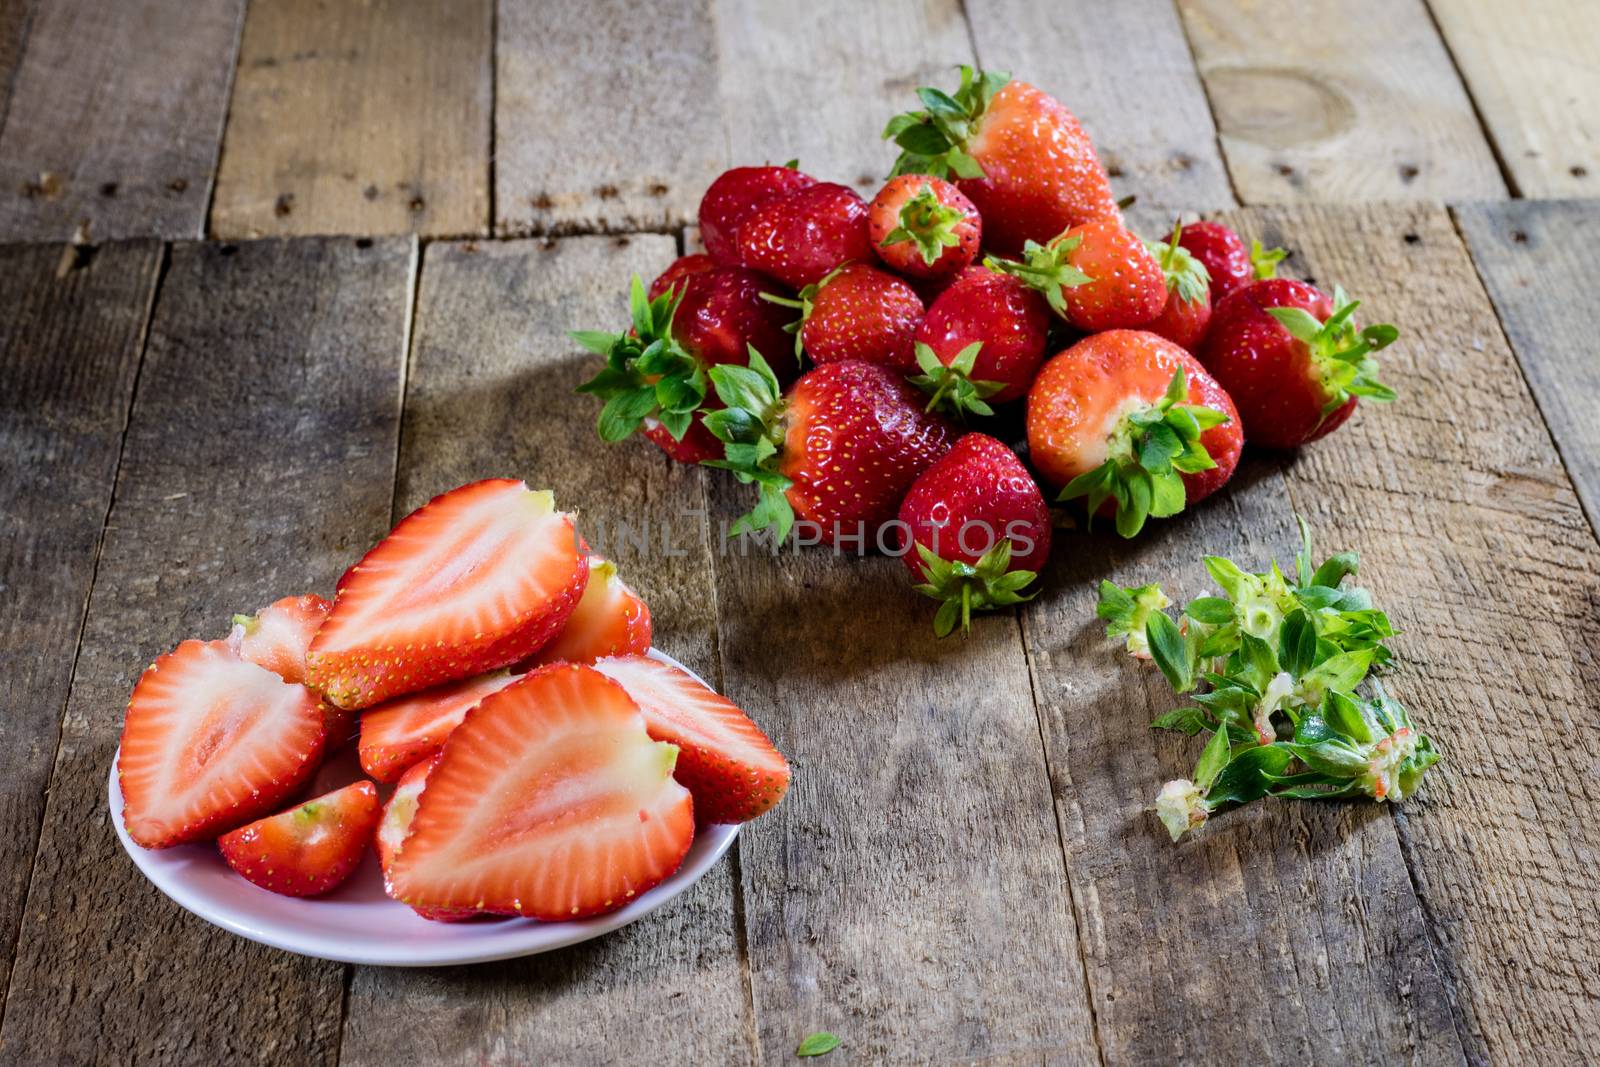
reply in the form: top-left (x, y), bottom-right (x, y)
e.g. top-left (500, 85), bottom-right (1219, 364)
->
top-left (898, 433), bottom-right (1051, 576)
top-left (699, 166), bottom-right (817, 266)
top-left (218, 781), bottom-right (381, 898)
top-left (916, 266), bottom-right (1050, 402)
top-left (374, 755), bottom-right (484, 922)
top-left (1147, 285), bottom-right (1212, 353)
top-left (1059, 218), bottom-right (1167, 332)
top-left (777, 362), bottom-right (955, 546)
top-left (736, 182), bottom-right (876, 290)
top-left (959, 80), bottom-right (1120, 257)
top-left (1028, 330), bottom-right (1242, 505)
top-left (801, 264), bottom-right (924, 372)
top-left (1200, 279), bottom-right (1353, 448)
top-left (648, 253), bottom-right (716, 297)
top-left (643, 418), bottom-right (724, 463)
top-left (1178, 221), bottom-right (1253, 303)
top-left (867, 175), bottom-right (982, 281)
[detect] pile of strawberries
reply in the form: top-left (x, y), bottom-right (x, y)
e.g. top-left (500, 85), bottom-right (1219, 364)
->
top-left (118, 479), bottom-right (790, 919)
top-left (579, 67), bottom-right (1397, 635)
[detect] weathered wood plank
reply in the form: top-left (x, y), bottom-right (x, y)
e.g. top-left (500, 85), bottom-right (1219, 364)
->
top-left (0, 0), bottom-right (245, 241)
top-left (210, 0), bottom-right (491, 239)
top-left (1175, 0), bottom-right (1504, 203)
top-left (715, 0), bottom-right (973, 197)
top-left (495, 0), bottom-right (723, 235)
top-left (0, 240), bottom-right (159, 1014)
top-left (707, 491), bottom-right (1100, 1063)
top-left (339, 234), bottom-right (757, 1067)
top-left (1429, 0), bottom-right (1600, 198)
top-left (0, 0), bottom-right (32, 129)
top-left (1227, 201), bottom-right (1600, 1062)
top-left (964, 0), bottom-right (1235, 211)
top-left (0, 236), bottom-right (415, 1065)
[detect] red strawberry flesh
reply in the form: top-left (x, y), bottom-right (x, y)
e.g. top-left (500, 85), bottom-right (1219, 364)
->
top-left (357, 670), bottom-right (522, 784)
top-left (218, 780), bottom-right (381, 898)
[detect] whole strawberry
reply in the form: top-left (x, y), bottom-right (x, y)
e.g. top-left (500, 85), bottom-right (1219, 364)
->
top-left (703, 354), bottom-right (954, 546)
top-left (1144, 222), bottom-right (1213, 352)
top-left (699, 164), bottom-right (817, 266)
top-left (898, 433), bottom-right (1050, 636)
top-left (1177, 220), bottom-right (1286, 303)
top-left (884, 66), bottom-right (1119, 257)
top-left (736, 182), bottom-right (876, 289)
top-left (868, 175), bottom-right (982, 281)
top-left (989, 217), bottom-right (1166, 333)
top-left (910, 266), bottom-right (1050, 415)
top-left (1027, 330), bottom-right (1241, 537)
top-left (1200, 279), bottom-right (1397, 448)
top-left (765, 263), bottom-right (924, 372)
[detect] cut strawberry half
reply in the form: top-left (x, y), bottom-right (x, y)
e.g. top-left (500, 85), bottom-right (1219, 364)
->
top-left (357, 670), bottom-right (521, 784)
top-left (593, 655), bottom-right (789, 823)
top-left (218, 780), bottom-right (381, 897)
top-left (228, 594), bottom-right (351, 742)
top-left (386, 663), bottom-right (694, 920)
top-left (307, 479), bottom-right (588, 710)
top-left (527, 555), bottom-right (652, 666)
top-left (118, 639), bottom-right (327, 849)
top-left (374, 755), bottom-right (481, 922)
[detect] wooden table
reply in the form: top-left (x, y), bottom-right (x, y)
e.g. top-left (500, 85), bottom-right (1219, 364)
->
top-left (2, 1), bottom-right (1598, 1063)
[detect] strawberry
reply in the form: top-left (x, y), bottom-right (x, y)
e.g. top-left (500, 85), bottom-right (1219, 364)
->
top-left (989, 217), bottom-right (1166, 333)
top-left (867, 175), bottom-right (982, 281)
top-left (227, 593), bottom-right (353, 744)
top-left (698, 164), bottom-right (817, 266)
top-left (884, 67), bottom-right (1119, 257)
top-left (217, 781), bottom-right (381, 898)
top-left (703, 354), bottom-right (955, 547)
top-left (734, 182), bottom-right (876, 290)
top-left (307, 479), bottom-right (587, 710)
top-left (118, 639), bottom-right (326, 849)
top-left (528, 554), bottom-right (653, 665)
top-left (386, 664), bottom-right (695, 920)
top-left (374, 755), bottom-right (482, 921)
top-left (764, 263), bottom-right (924, 372)
top-left (577, 261), bottom-right (797, 465)
top-left (357, 670), bottom-right (521, 783)
top-left (1199, 279), bottom-right (1397, 449)
top-left (594, 655), bottom-right (789, 823)
top-left (1027, 330), bottom-right (1242, 537)
top-left (910, 265), bottom-right (1050, 414)
top-left (897, 433), bottom-right (1050, 636)
top-left (1177, 220), bottom-right (1286, 303)
top-left (1144, 222), bottom-right (1214, 352)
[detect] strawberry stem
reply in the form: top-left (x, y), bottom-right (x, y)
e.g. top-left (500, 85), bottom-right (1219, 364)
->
top-left (912, 540), bottom-right (1039, 638)
top-left (881, 183), bottom-right (968, 267)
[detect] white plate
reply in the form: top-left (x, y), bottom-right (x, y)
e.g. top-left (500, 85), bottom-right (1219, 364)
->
top-left (110, 649), bottom-right (739, 967)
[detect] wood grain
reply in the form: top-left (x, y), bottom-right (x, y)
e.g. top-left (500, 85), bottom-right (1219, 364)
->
top-left (1429, 0), bottom-right (1600, 198)
top-left (339, 235), bottom-right (758, 1067)
top-left (1175, 0), bottom-right (1504, 203)
top-left (0, 0), bottom-right (32, 130)
top-left (0, 236), bottom-right (415, 1065)
top-left (210, 0), bottom-right (491, 239)
top-left (964, 0), bottom-right (1235, 211)
top-left (495, 0), bottom-right (723, 235)
top-left (715, 0), bottom-right (974, 197)
top-left (0, 240), bottom-right (159, 1011)
top-left (0, 0), bottom-right (245, 241)
top-left (1225, 201), bottom-right (1600, 1063)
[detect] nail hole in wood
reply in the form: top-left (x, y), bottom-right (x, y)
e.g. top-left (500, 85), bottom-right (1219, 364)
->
top-left (1402, 233), bottom-right (1420, 244)
top-left (355, 238), bottom-right (373, 249)
top-left (1572, 165), bottom-right (1589, 178)
top-left (219, 244), bottom-right (239, 256)
top-left (169, 178), bottom-right (188, 193)
top-left (1511, 230), bottom-right (1528, 244)
top-left (275, 193), bottom-right (294, 217)
top-left (99, 182), bottom-right (118, 198)
top-left (1399, 164), bottom-right (1419, 182)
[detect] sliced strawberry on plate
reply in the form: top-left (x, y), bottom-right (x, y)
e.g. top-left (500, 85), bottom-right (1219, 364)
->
top-left (119, 639), bottom-right (327, 849)
top-left (218, 780), bottom-right (381, 897)
top-left (528, 554), bottom-right (652, 666)
top-left (357, 670), bottom-right (522, 784)
top-left (306, 479), bottom-right (587, 710)
top-left (386, 663), bottom-right (694, 920)
top-left (594, 655), bottom-right (789, 823)
top-left (227, 594), bottom-right (330, 686)
top-left (374, 755), bottom-right (481, 922)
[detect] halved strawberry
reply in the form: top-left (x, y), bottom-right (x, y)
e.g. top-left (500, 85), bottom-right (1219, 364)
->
top-left (218, 780), bottom-right (380, 897)
top-left (118, 639), bottom-right (327, 849)
top-left (529, 555), bottom-right (652, 666)
top-left (357, 670), bottom-right (521, 783)
top-left (374, 755), bottom-right (481, 922)
top-left (228, 594), bottom-right (352, 744)
top-left (386, 664), bottom-right (694, 920)
top-left (307, 480), bottom-right (587, 710)
top-left (593, 655), bottom-right (789, 823)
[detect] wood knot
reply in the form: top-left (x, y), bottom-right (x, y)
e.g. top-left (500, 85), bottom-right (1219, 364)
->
top-left (1206, 66), bottom-right (1356, 149)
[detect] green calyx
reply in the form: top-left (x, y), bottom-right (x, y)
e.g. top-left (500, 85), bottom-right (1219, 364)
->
top-left (573, 276), bottom-right (706, 444)
top-left (759, 264), bottom-right (850, 364)
top-left (699, 348), bottom-right (796, 541)
top-left (230, 612), bottom-right (260, 635)
top-left (1251, 239), bottom-right (1287, 280)
top-left (1095, 580), bottom-right (1170, 658)
top-left (1146, 220), bottom-right (1211, 305)
top-left (1058, 369), bottom-right (1230, 538)
top-left (984, 238), bottom-right (1091, 318)
top-left (1266, 285), bottom-right (1398, 416)
top-left (908, 341), bottom-right (1005, 420)
top-left (881, 182), bottom-right (968, 266)
top-left (913, 540), bottom-right (1039, 638)
top-left (882, 65), bottom-right (1011, 180)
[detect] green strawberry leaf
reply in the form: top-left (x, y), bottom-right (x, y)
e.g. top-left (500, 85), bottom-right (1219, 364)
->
top-left (796, 1032), bottom-right (841, 1057)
